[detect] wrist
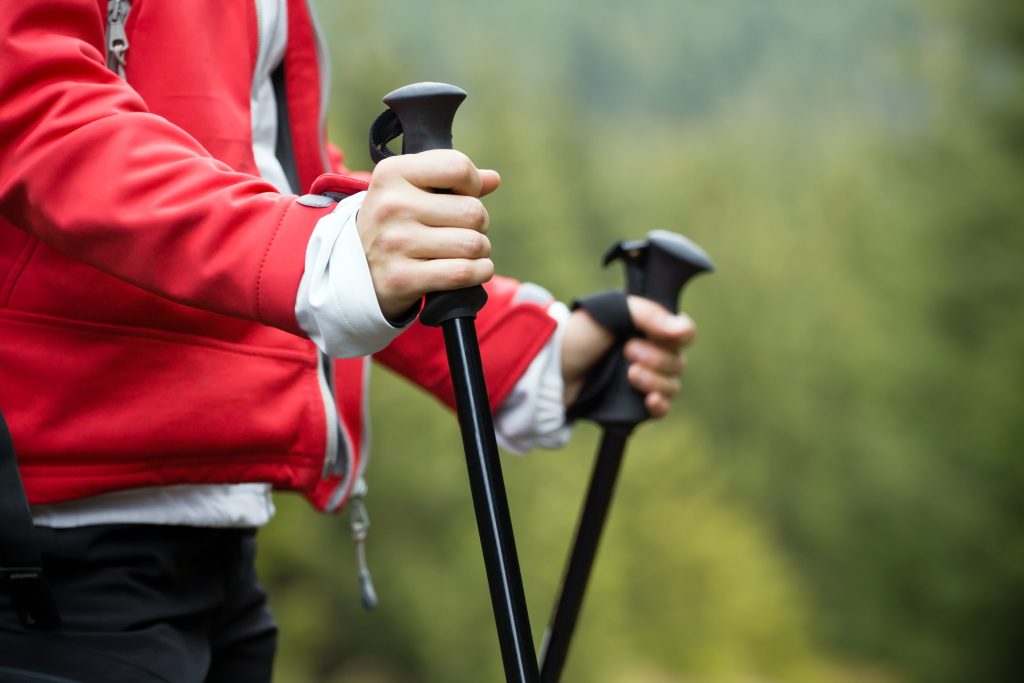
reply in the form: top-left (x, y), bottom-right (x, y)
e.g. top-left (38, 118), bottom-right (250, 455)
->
top-left (561, 308), bottom-right (615, 405)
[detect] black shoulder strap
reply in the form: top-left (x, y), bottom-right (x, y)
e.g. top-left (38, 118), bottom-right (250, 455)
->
top-left (0, 411), bottom-right (61, 630)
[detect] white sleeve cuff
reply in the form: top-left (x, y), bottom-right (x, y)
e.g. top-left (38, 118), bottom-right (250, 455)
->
top-left (494, 297), bottom-right (574, 453)
top-left (294, 192), bottom-right (411, 358)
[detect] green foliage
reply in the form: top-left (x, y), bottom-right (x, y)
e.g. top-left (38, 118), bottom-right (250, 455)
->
top-left (257, 1), bottom-right (1024, 681)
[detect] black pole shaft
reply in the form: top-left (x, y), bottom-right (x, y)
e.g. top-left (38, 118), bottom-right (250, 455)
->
top-left (441, 316), bottom-right (540, 683)
top-left (539, 427), bottom-right (631, 683)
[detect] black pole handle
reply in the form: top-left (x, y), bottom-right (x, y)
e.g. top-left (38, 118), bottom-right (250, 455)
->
top-left (374, 82), bottom-right (488, 327)
top-left (540, 231), bottom-right (713, 682)
top-left (605, 229), bottom-right (713, 313)
top-left (569, 230), bottom-right (713, 430)
top-left (382, 82), bottom-right (465, 154)
top-left (370, 83), bottom-right (540, 683)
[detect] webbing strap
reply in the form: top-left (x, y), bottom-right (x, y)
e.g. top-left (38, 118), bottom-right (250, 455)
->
top-left (0, 412), bottom-right (61, 630)
top-left (368, 108), bottom-right (403, 164)
top-left (565, 290), bottom-right (641, 424)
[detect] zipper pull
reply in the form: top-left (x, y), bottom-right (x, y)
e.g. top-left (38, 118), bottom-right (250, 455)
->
top-left (106, 0), bottom-right (131, 78)
top-left (349, 479), bottom-right (378, 610)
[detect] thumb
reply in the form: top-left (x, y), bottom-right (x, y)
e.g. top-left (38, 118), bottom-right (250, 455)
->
top-left (626, 296), bottom-right (696, 347)
top-left (478, 170), bottom-right (501, 197)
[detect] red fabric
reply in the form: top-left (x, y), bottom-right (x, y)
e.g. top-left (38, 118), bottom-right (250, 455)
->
top-left (310, 173), bottom-right (369, 197)
top-left (375, 277), bottom-right (558, 411)
top-left (0, 0), bottom-right (317, 331)
top-left (283, 0), bottom-right (328, 191)
top-left (326, 143), bottom-right (373, 184)
top-left (0, 0), bottom-right (557, 511)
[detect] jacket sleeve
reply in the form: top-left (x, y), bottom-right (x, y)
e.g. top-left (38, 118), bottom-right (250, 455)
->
top-left (374, 276), bottom-right (559, 410)
top-left (0, 0), bottom-right (325, 334)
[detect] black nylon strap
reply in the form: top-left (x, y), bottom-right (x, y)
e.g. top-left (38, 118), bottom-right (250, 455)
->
top-left (570, 290), bottom-right (638, 340)
top-left (368, 108), bottom-right (403, 164)
top-left (566, 290), bottom-right (641, 423)
top-left (0, 411), bottom-right (61, 630)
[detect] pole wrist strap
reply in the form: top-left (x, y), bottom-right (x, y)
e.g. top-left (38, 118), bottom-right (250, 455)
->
top-left (566, 290), bottom-right (641, 424)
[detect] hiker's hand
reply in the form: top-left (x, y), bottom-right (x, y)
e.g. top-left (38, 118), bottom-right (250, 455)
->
top-left (561, 297), bottom-right (696, 418)
top-left (358, 150), bottom-right (500, 321)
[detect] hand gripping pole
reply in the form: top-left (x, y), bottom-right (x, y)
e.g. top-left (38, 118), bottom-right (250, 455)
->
top-left (539, 230), bottom-right (713, 683)
top-left (370, 83), bottom-right (540, 683)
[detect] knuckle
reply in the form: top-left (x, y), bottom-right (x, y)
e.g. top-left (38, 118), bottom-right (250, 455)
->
top-left (463, 199), bottom-right (488, 229)
top-left (462, 231), bottom-right (489, 258)
top-left (445, 259), bottom-right (490, 288)
top-left (452, 261), bottom-right (476, 286)
top-left (443, 153), bottom-right (478, 190)
top-left (452, 151), bottom-right (476, 178)
top-left (374, 227), bottom-right (406, 254)
top-left (373, 155), bottom-right (401, 180)
top-left (372, 192), bottom-right (405, 221)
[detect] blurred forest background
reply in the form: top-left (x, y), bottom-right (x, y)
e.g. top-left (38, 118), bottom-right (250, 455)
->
top-left (258, 0), bottom-right (1024, 681)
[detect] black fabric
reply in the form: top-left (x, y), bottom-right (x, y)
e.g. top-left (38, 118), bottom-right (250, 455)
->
top-left (0, 412), bottom-right (61, 631)
top-left (271, 62), bottom-right (301, 194)
top-left (566, 290), bottom-right (640, 422)
top-left (0, 666), bottom-right (81, 682)
top-left (570, 290), bottom-right (638, 340)
top-left (0, 526), bottom-right (277, 683)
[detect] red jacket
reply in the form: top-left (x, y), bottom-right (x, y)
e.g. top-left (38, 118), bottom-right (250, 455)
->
top-left (0, 0), bottom-right (556, 510)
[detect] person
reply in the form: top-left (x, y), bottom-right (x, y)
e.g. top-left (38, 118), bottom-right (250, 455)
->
top-left (0, 1), bottom-right (696, 681)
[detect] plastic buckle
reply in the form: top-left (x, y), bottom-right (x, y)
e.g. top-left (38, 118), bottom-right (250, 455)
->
top-left (0, 567), bottom-right (61, 630)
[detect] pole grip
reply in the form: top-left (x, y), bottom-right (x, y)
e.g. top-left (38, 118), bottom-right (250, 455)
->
top-left (369, 83), bottom-right (540, 682)
top-left (382, 82), bottom-right (466, 154)
top-left (374, 82), bottom-right (487, 326)
top-left (569, 230), bottom-right (713, 430)
top-left (606, 230), bottom-right (713, 311)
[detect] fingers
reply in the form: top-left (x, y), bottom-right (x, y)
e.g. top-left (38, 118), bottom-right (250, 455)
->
top-left (377, 149), bottom-right (497, 197)
top-left (360, 151), bottom-right (499, 319)
top-left (374, 191), bottom-right (491, 232)
top-left (398, 226), bottom-right (491, 260)
top-left (627, 359), bottom-right (681, 399)
top-left (630, 363), bottom-right (682, 421)
top-left (645, 392), bottom-right (671, 419)
top-left (371, 256), bottom-right (495, 308)
top-left (408, 257), bottom-right (495, 292)
top-left (478, 169), bottom-right (501, 197)
top-left (622, 296), bottom-right (697, 418)
top-left (624, 338), bottom-right (686, 376)
top-left (626, 296), bottom-right (696, 347)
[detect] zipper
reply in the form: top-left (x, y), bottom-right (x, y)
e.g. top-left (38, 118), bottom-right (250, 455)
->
top-left (316, 352), bottom-right (344, 479)
top-left (350, 357), bottom-right (376, 609)
top-left (321, 357), bottom-right (378, 610)
top-left (317, 353), bottom-right (377, 609)
top-left (106, 0), bottom-right (131, 78)
top-left (287, 1), bottom-right (376, 609)
top-left (323, 356), bottom-right (371, 509)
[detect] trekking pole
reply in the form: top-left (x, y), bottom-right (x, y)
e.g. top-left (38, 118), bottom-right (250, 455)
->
top-left (369, 83), bottom-right (540, 683)
top-left (539, 230), bottom-right (713, 683)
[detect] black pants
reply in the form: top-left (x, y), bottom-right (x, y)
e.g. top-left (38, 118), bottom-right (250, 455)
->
top-left (0, 525), bottom-right (277, 683)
